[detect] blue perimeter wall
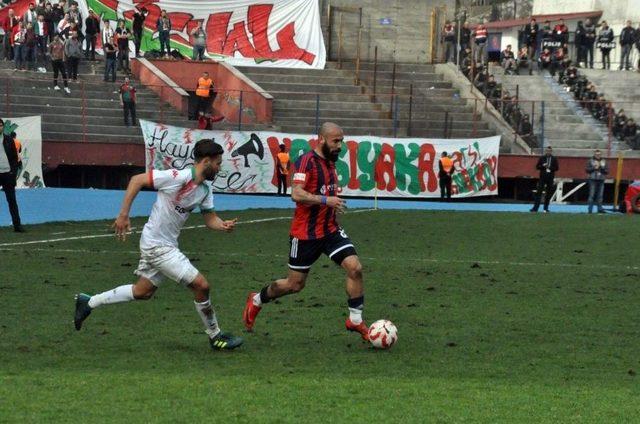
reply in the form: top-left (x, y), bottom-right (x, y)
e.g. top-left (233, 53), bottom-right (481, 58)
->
top-left (0, 188), bottom-right (596, 226)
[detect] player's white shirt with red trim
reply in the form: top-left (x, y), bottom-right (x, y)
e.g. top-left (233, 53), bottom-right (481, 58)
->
top-left (140, 167), bottom-right (214, 250)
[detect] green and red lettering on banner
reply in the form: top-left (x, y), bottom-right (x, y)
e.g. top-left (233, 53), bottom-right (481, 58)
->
top-left (82, 0), bottom-right (325, 68)
top-left (141, 120), bottom-right (499, 198)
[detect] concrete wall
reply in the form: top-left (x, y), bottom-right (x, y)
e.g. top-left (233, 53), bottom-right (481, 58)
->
top-left (320, 0), bottom-right (455, 63)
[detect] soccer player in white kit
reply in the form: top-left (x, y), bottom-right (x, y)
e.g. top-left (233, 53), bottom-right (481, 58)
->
top-left (74, 139), bottom-right (243, 351)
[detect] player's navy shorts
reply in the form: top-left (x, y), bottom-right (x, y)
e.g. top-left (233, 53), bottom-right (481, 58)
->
top-left (288, 228), bottom-right (357, 272)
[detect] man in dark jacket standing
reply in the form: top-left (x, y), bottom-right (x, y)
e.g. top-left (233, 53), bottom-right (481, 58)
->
top-left (0, 119), bottom-right (25, 232)
top-left (619, 20), bottom-right (634, 71)
top-left (523, 18), bottom-right (539, 74)
top-left (132, 7), bottom-right (148, 58)
top-left (583, 18), bottom-right (597, 69)
top-left (530, 146), bottom-right (559, 213)
top-left (84, 9), bottom-right (100, 60)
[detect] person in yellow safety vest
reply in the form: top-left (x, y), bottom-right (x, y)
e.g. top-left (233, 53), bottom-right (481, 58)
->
top-left (438, 151), bottom-right (454, 201)
top-left (276, 144), bottom-right (290, 196)
top-left (195, 71), bottom-right (215, 117)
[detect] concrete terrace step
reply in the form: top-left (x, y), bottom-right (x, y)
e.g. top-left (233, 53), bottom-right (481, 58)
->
top-left (252, 81), bottom-right (364, 95)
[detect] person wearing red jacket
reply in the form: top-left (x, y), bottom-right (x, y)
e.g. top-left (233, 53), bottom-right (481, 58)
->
top-left (2, 9), bottom-right (19, 61)
top-left (553, 19), bottom-right (569, 44)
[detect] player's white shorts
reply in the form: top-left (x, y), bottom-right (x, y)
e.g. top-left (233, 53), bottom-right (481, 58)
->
top-left (134, 246), bottom-right (199, 286)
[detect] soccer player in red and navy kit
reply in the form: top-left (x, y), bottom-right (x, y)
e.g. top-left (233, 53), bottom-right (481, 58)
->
top-left (242, 122), bottom-right (369, 340)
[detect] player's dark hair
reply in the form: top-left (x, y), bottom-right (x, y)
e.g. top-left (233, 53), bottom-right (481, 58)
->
top-left (193, 139), bottom-right (223, 162)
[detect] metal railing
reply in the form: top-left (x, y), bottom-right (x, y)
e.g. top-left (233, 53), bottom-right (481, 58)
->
top-left (1, 73), bottom-right (639, 154)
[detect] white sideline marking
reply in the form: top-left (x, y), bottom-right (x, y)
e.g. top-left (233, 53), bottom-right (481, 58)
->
top-left (0, 209), bottom-right (376, 247)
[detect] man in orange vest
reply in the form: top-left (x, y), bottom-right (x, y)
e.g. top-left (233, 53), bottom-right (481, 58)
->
top-left (276, 144), bottom-right (290, 196)
top-left (195, 71), bottom-right (215, 117)
top-left (438, 151), bottom-right (454, 201)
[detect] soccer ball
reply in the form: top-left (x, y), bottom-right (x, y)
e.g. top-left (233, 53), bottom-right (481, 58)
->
top-left (368, 319), bottom-right (398, 349)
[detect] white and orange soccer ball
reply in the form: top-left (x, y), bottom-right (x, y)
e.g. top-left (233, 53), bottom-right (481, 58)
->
top-left (368, 319), bottom-right (398, 349)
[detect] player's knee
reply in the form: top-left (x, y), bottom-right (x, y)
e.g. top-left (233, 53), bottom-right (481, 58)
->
top-left (133, 285), bottom-right (155, 300)
top-left (287, 277), bottom-right (306, 293)
top-left (191, 275), bottom-right (210, 294)
top-left (345, 258), bottom-right (363, 281)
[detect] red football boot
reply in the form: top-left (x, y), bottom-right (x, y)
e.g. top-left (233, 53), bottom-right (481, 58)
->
top-left (345, 318), bottom-right (369, 341)
top-left (243, 292), bottom-right (262, 332)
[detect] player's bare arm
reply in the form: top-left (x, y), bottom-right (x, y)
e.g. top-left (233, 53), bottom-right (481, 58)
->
top-left (113, 171), bottom-right (153, 241)
top-left (202, 211), bottom-right (238, 232)
top-left (291, 183), bottom-right (346, 213)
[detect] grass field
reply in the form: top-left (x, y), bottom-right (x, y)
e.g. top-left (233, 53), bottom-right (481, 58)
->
top-left (0, 208), bottom-right (639, 422)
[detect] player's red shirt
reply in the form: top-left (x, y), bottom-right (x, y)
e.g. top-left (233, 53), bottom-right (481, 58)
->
top-left (290, 151), bottom-right (340, 240)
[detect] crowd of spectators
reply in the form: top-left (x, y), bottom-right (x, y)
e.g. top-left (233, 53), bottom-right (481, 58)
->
top-left (449, 16), bottom-right (640, 149)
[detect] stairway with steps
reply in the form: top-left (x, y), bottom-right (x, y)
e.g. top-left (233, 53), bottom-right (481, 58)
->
top-left (491, 69), bottom-right (607, 152)
top-left (336, 61), bottom-right (496, 139)
top-left (238, 61), bottom-right (497, 139)
top-left (236, 64), bottom-right (394, 136)
top-left (0, 59), bottom-right (276, 144)
top-left (579, 68), bottom-right (640, 124)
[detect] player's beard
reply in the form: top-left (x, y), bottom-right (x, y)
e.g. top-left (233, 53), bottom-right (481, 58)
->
top-left (322, 143), bottom-right (341, 162)
top-left (203, 166), bottom-right (218, 181)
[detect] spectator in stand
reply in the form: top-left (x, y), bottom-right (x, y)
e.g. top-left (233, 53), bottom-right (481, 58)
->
top-left (473, 21), bottom-right (487, 65)
top-left (541, 20), bottom-right (553, 41)
top-left (49, 35), bottom-right (70, 93)
top-left (43, 2), bottom-right (53, 42)
top-left (3, 9), bottom-right (19, 61)
top-left (191, 20), bottom-right (206, 61)
top-left (103, 36), bottom-right (116, 82)
top-left (67, 1), bottom-right (82, 41)
top-left (460, 46), bottom-right (472, 77)
top-left (586, 149), bottom-right (608, 213)
top-left (583, 18), bottom-right (596, 69)
top-left (597, 21), bottom-right (614, 70)
top-left (84, 9), bottom-right (100, 60)
top-left (156, 9), bottom-right (171, 58)
top-left (195, 71), bottom-right (215, 116)
top-left (613, 109), bottom-right (627, 138)
top-left (57, 13), bottom-right (71, 39)
top-left (63, 30), bottom-right (81, 81)
top-left (115, 19), bottom-right (130, 73)
top-left (523, 18), bottom-right (539, 74)
top-left (516, 46), bottom-right (528, 71)
top-left (0, 119), bottom-right (25, 233)
top-left (592, 94), bottom-right (607, 121)
top-left (101, 17), bottom-right (114, 47)
top-left (459, 21), bottom-right (471, 53)
top-left (34, 14), bottom-right (47, 69)
top-left (530, 146), bottom-right (558, 213)
top-left (518, 113), bottom-right (535, 146)
top-left (553, 18), bottom-right (568, 45)
top-left (574, 20), bottom-right (586, 67)
top-left (551, 46), bottom-right (566, 77)
top-left (35, 0), bottom-right (45, 17)
top-left (539, 47), bottom-right (552, 72)
top-left (23, 2), bottom-right (37, 26)
top-left (441, 20), bottom-right (456, 63)
top-left (119, 77), bottom-right (137, 127)
top-left (623, 118), bottom-right (638, 147)
top-left (12, 21), bottom-right (25, 71)
top-left (132, 6), bottom-right (148, 58)
top-left (619, 20), bottom-right (634, 71)
top-left (51, 1), bottom-right (65, 33)
top-left (501, 44), bottom-right (516, 73)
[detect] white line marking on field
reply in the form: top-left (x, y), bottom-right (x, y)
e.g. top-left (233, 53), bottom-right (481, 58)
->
top-left (0, 209), bottom-right (376, 247)
top-left (1, 246), bottom-right (637, 271)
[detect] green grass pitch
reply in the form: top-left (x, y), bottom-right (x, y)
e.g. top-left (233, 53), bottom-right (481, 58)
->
top-left (0, 209), bottom-right (639, 422)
